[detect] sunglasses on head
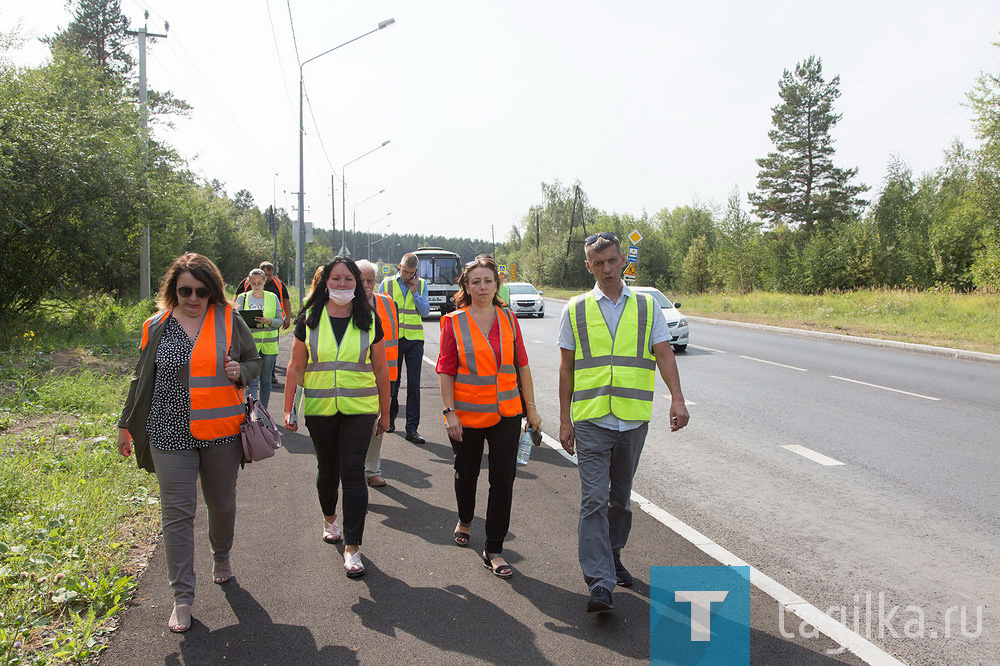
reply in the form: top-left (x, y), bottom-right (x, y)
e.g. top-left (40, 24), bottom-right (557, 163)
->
top-left (177, 286), bottom-right (211, 299)
top-left (585, 232), bottom-right (618, 246)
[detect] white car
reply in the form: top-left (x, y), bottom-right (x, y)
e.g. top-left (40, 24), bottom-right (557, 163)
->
top-left (506, 282), bottom-right (545, 318)
top-left (631, 286), bottom-right (689, 352)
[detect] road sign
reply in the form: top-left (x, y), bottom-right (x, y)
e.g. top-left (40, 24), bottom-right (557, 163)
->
top-left (498, 264), bottom-right (507, 274)
top-left (381, 265), bottom-right (392, 274)
top-left (627, 245), bottom-right (639, 261)
top-left (628, 229), bottom-right (643, 245)
top-left (623, 262), bottom-right (637, 278)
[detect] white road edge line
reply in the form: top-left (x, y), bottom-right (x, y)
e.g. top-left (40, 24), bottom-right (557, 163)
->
top-left (781, 444), bottom-right (846, 466)
top-left (662, 395), bottom-right (697, 405)
top-left (828, 375), bottom-right (940, 401)
top-left (689, 344), bottom-right (727, 353)
top-left (740, 355), bottom-right (808, 372)
top-left (537, 430), bottom-right (904, 666)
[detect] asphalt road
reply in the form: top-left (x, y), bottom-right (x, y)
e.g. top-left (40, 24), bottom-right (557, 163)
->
top-left (500, 298), bottom-right (999, 666)
top-left (98, 311), bottom-right (881, 666)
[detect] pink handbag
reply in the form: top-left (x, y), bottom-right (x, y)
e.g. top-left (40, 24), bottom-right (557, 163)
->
top-left (240, 395), bottom-right (282, 463)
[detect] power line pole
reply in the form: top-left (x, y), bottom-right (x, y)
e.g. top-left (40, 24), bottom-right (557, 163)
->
top-left (126, 14), bottom-right (168, 301)
top-left (331, 174), bottom-right (337, 257)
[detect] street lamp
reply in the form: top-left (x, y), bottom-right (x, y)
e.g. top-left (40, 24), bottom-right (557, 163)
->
top-left (340, 140), bottom-right (391, 256)
top-left (297, 18), bottom-right (395, 307)
top-left (367, 212), bottom-right (392, 261)
top-left (352, 189), bottom-right (385, 255)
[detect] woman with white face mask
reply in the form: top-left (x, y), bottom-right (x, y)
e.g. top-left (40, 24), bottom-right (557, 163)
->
top-left (284, 257), bottom-right (390, 578)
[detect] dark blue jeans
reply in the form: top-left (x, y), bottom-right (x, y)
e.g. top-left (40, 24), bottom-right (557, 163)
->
top-left (390, 337), bottom-right (424, 432)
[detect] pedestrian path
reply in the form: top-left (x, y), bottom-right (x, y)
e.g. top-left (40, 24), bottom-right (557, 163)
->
top-left (100, 335), bottom-right (869, 665)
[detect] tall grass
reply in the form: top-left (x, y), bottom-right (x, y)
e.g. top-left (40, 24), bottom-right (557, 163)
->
top-left (673, 289), bottom-right (1000, 354)
top-left (1, 297), bottom-right (160, 664)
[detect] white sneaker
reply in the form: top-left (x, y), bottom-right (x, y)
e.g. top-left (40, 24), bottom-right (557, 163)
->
top-left (323, 518), bottom-right (342, 544)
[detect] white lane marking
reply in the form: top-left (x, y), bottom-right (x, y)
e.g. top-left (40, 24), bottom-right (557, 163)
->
top-left (662, 395), bottom-right (697, 405)
top-left (781, 445), bottom-right (846, 466)
top-left (828, 375), bottom-right (940, 401)
top-left (690, 344), bottom-right (727, 353)
top-left (536, 429), bottom-right (900, 665)
top-left (422, 355), bottom-right (436, 366)
top-left (531, 339), bottom-right (546, 344)
top-left (740, 355), bottom-right (807, 372)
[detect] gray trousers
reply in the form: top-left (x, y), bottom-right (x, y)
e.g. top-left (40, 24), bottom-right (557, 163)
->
top-left (365, 427), bottom-right (384, 478)
top-left (574, 421), bottom-right (647, 593)
top-left (150, 440), bottom-right (242, 605)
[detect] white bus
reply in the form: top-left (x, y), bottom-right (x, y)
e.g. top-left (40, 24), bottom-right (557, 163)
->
top-left (413, 247), bottom-right (462, 315)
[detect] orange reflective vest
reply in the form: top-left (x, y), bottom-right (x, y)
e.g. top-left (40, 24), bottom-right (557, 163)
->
top-left (141, 305), bottom-right (245, 441)
top-left (241, 276), bottom-right (288, 319)
top-left (445, 306), bottom-right (521, 428)
top-left (373, 293), bottom-right (399, 382)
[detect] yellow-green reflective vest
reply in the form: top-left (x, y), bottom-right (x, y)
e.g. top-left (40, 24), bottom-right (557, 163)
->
top-left (239, 291), bottom-right (279, 355)
top-left (303, 312), bottom-right (378, 416)
top-left (569, 291), bottom-right (656, 422)
top-left (382, 275), bottom-right (425, 341)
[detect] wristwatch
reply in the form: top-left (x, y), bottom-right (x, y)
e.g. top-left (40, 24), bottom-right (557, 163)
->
top-left (442, 407), bottom-right (455, 415)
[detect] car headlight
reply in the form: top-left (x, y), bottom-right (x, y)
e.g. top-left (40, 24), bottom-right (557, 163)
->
top-left (678, 318), bottom-right (688, 327)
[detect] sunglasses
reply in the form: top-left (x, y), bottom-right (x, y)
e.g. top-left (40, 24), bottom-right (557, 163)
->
top-left (585, 232), bottom-right (618, 246)
top-left (177, 286), bottom-right (211, 299)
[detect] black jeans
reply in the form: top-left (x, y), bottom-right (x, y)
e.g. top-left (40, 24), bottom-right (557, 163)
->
top-left (305, 413), bottom-right (376, 546)
top-left (390, 337), bottom-right (424, 432)
top-left (449, 414), bottom-right (521, 554)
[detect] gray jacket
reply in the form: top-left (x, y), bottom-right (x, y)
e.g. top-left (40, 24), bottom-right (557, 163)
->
top-left (118, 305), bottom-right (263, 473)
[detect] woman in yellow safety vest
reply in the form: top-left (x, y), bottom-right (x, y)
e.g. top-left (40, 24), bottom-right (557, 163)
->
top-left (235, 268), bottom-right (282, 409)
top-left (436, 256), bottom-right (541, 579)
top-left (117, 253), bottom-right (262, 633)
top-left (283, 257), bottom-right (390, 578)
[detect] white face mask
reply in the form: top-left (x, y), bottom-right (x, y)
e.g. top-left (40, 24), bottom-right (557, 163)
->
top-left (328, 289), bottom-right (356, 306)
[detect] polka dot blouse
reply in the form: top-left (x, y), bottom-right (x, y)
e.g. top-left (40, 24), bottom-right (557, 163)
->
top-left (146, 316), bottom-right (240, 450)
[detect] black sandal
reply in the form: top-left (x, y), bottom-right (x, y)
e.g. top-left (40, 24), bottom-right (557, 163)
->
top-left (454, 522), bottom-right (471, 547)
top-left (481, 551), bottom-right (514, 579)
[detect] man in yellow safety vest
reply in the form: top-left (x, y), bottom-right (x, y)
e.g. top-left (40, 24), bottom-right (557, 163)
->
top-left (557, 231), bottom-right (689, 614)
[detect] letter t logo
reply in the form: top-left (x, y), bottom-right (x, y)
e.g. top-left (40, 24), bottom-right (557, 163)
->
top-left (675, 591), bottom-right (729, 641)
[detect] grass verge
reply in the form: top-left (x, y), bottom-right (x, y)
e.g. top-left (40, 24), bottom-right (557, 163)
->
top-left (538, 287), bottom-right (1000, 354)
top-left (1, 298), bottom-right (161, 664)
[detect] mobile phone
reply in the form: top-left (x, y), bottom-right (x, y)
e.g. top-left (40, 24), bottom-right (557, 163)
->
top-left (530, 427), bottom-right (542, 446)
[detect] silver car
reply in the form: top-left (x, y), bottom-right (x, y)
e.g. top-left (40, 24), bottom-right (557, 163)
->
top-left (506, 282), bottom-right (545, 318)
top-left (631, 286), bottom-right (689, 352)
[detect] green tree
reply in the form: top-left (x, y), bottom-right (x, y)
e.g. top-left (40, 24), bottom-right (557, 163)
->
top-left (749, 55), bottom-right (867, 229)
top-left (682, 236), bottom-right (714, 293)
top-left (717, 190), bottom-right (763, 293)
top-left (43, 0), bottom-right (134, 77)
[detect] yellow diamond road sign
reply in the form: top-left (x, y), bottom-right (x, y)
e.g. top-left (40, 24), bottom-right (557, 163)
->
top-left (628, 230), bottom-right (643, 245)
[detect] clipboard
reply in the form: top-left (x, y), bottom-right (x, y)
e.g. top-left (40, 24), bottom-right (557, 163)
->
top-left (238, 309), bottom-right (265, 329)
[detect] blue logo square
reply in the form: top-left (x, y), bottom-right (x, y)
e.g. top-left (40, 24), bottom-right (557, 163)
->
top-left (650, 566), bottom-right (752, 665)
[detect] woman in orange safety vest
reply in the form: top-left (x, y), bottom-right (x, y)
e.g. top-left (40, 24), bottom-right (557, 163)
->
top-left (436, 256), bottom-right (541, 579)
top-left (117, 253), bottom-right (262, 633)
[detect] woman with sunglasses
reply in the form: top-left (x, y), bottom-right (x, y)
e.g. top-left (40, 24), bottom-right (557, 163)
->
top-left (117, 253), bottom-right (262, 633)
top-left (436, 256), bottom-right (541, 578)
top-left (283, 257), bottom-right (391, 579)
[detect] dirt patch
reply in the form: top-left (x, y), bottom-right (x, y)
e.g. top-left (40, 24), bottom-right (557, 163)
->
top-left (47, 348), bottom-right (132, 376)
top-left (4, 413), bottom-right (81, 436)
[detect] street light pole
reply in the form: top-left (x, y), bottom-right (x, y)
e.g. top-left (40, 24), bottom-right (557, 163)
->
top-left (352, 189), bottom-right (385, 255)
top-left (341, 140), bottom-right (390, 256)
top-left (367, 212), bottom-right (392, 261)
top-left (296, 18), bottom-right (395, 307)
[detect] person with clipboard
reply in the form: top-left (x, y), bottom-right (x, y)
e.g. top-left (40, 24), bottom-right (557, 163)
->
top-left (235, 268), bottom-right (282, 409)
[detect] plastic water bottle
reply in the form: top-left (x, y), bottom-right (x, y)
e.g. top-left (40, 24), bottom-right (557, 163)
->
top-left (516, 428), bottom-right (533, 465)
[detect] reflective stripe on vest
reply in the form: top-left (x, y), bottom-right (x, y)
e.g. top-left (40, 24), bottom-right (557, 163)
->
top-left (141, 306), bottom-right (245, 440)
top-left (374, 293), bottom-right (399, 382)
top-left (239, 291), bottom-right (279, 354)
top-left (569, 292), bottom-right (656, 422)
top-left (383, 275), bottom-right (425, 340)
top-left (447, 306), bottom-right (521, 428)
top-left (303, 313), bottom-right (378, 415)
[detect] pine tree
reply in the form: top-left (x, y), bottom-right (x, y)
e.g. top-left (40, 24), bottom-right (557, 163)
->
top-left (749, 55), bottom-right (867, 229)
top-left (43, 0), bottom-right (134, 78)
